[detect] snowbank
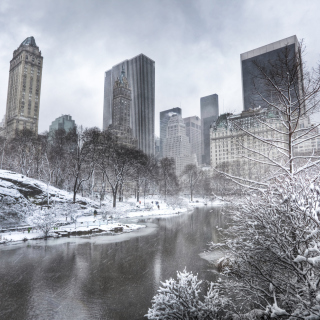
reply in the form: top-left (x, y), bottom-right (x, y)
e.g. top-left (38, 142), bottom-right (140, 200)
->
top-left (0, 170), bottom-right (225, 245)
top-left (0, 169), bottom-right (99, 208)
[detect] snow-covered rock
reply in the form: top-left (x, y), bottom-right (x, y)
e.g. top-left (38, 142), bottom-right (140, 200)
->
top-left (0, 169), bottom-right (99, 208)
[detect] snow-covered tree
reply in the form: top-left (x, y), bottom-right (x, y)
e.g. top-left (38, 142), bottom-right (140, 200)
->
top-left (215, 42), bottom-right (320, 189)
top-left (211, 175), bottom-right (320, 319)
top-left (166, 195), bottom-right (187, 210)
top-left (0, 195), bottom-right (34, 222)
top-left (159, 157), bottom-right (179, 200)
top-left (146, 269), bottom-right (227, 320)
top-left (31, 208), bottom-right (58, 238)
top-left (66, 126), bottom-right (100, 203)
top-left (96, 130), bottom-right (141, 208)
top-left (181, 164), bottom-right (203, 201)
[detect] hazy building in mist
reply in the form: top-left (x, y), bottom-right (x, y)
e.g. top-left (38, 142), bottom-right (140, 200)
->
top-left (49, 115), bottom-right (76, 134)
top-left (163, 113), bottom-right (195, 175)
top-left (241, 35), bottom-right (300, 111)
top-left (155, 136), bottom-right (160, 158)
top-left (159, 107), bottom-right (182, 158)
top-left (200, 94), bottom-right (219, 165)
top-left (103, 54), bottom-right (155, 155)
top-left (2, 36), bottom-right (43, 137)
top-left (183, 116), bottom-right (201, 165)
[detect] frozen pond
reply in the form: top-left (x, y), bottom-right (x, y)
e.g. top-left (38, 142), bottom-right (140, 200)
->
top-left (0, 206), bottom-right (226, 320)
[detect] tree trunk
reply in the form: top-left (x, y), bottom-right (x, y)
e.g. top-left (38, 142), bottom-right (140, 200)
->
top-left (113, 193), bottom-right (117, 208)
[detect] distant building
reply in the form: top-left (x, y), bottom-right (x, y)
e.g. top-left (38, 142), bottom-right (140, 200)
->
top-left (155, 136), bottom-right (160, 158)
top-left (210, 109), bottom-right (320, 180)
top-left (163, 113), bottom-right (195, 176)
top-left (49, 115), bottom-right (76, 134)
top-left (103, 54), bottom-right (155, 155)
top-left (159, 107), bottom-right (182, 158)
top-left (108, 67), bottom-right (137, 148)
top-left (210, 109), bottom-right (283, 180)
top-left (183, 116), bottom-right (201, 165)
top-left (200, 94), bottom-right (219, 165)
top-left (241, 35), bottom-right (301, 111)
top-left (3, 36), bottom-right (43, 137)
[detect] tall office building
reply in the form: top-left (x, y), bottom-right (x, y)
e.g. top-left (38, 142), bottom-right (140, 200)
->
top-left (200, 94), bottom-right (219, 165)
top-left (108, 67), bottom-right (137, 148)
top-left (241, 35), bottom-right (300, 111)
top-left (159, 107), bottom-right (182, 158)
top-left (103, 54), bottom-right (155, 155)
top-left (163, 114), bottom-right (195, 176)
top-left (183, 116), bottom-right (201, 165)
top-left (49, 115), bottom-right (76, 134)
top-left (3, 36), bottom-right (43, 137)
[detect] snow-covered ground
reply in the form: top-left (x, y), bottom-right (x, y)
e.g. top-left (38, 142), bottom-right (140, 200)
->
top-left (0, 169), bottom-right (98, 207)
top-left (0, 169), bottom-right (224, 244)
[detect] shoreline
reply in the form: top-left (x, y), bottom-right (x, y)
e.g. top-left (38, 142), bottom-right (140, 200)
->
top-left (0, 199), bottom-right (224, 247)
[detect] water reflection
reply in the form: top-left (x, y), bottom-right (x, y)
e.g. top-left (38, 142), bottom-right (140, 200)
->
top-left (0, 206), bottom-right (226, 320)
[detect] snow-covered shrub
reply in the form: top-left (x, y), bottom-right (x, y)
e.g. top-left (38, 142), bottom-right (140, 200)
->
top-left (0, 195), bottom-right (34, 222)
top-left (211, 175), bottom-right (320, 319)
top-left (31, 208), bottom-right (57, 237)
top-left (146, 269), bottom-right (226, 320)
top-left (166, 196), bottom-right (186, 210)
top-left (52, 202), bottom-right (79, 221)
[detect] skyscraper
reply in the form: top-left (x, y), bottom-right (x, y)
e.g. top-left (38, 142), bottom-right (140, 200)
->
top-left (49, 115), bottom-right (76, 134)
top-left (108, 66), bottom-right (137, 148)
top-left (200, 94), bottom-right (219, 165)
top-left (103, 54), bottom-right (155, 155)
top-left (159, 107), bottom-right (182, 158)
top-left (183, 116), bottom-right (201, 165)
top-left (163, 113), bottom-right (195, 176)
top-left (3, 36), bottom-right (43, 137)
top-left (241, 35), bottom-right (300, 111)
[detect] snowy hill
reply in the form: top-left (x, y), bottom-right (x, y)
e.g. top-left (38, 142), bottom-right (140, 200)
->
top-left (0, 170), bottom-right (99, 209)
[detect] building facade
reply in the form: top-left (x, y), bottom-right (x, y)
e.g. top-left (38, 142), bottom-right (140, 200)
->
top-left (210, 109), bottom-right (284, 180)
top-left (183, 116), bottom-right (201, 165)
top-left (3, 36), bottom-right (43, 137)
top-left (159, 107), bottom-right (182, 158)
top-left (49, 115), bottom-right (76, 134)
top-left (241, 35), bottom-right (300, 111)
top-left (210, 109), bottom-right (320, 180)
top-left (200, 94), bottom-right (219, 165)
top-left (163, 113), bottom-right (195, 176)
top-left (108, 67), bottom-right (137, 148)
top-left (103, 54), bottom-right (155, 155)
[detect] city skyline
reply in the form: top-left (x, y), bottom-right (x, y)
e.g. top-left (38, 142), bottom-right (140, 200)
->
top-left (0, 1), bottom-right (320, 135)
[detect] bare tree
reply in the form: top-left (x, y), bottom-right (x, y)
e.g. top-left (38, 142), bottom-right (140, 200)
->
top-left (181, 164), bottom-right (203, 201)
top-left (0, 136), bottom-right (7, 170)
top-left (234, 43), bottom-right (320, 183)
top-left (66, 126), bottom-right (99, 203)
top-left (97, 130), bottom-right (139, 208)
top-left (9, 128), bottom-right (37, 177)
top-left (159, 157), bottom-right (179, 200)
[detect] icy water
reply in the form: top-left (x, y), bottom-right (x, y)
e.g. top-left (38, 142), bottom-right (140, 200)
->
top-left (0, 206), bottom-right (226, 320)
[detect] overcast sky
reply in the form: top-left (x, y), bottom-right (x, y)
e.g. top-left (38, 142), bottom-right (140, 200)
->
top-left (0, 0), bottom-right (320, 135)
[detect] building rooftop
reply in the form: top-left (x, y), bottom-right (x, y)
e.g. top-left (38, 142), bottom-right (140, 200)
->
top-left (20, 36), bottom-right (37, 48)
top-left (240, 35), bottom-right (298, 61)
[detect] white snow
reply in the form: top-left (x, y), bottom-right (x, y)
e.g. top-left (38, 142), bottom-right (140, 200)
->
top-left (0, 169), bottom-right (224, 245)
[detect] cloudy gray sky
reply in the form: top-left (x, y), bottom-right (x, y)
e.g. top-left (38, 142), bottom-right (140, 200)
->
top-left (1, 0), bottom-right (320, 135)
